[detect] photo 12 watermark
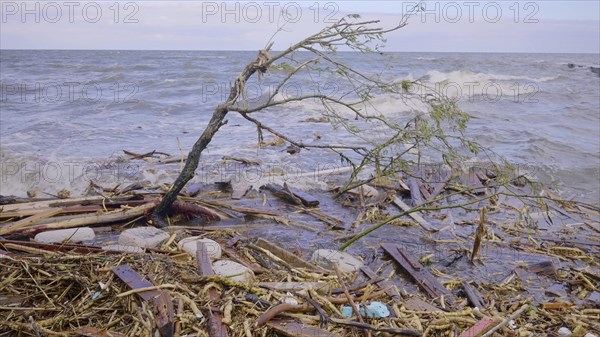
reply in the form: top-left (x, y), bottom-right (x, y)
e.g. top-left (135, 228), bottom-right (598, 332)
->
top-left (199, 1), bottom-right (340, 24)
top-left (0, 81), bottom-right (139, 104)
top-left (400, 1), bottom-right (540, 23)
top-left (1, 1), bottom-right (139, 23)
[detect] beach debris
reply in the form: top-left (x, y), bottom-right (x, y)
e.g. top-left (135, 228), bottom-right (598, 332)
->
top-left (527, 260), bottom-right (558, 277)
top-left (255, 238), bottom-right (325, 272)
top-left (461, 280), bottom-right (486, 309)
top-left (102, 244), bottom-right (144, 253)
top-left (311, 249), bottom-right (363, 273)
top-left (0, 161), bottom-right (598, 337)
top-left (382, 243), bottom-right (454, 303)
top-left (259, 282), bottom-right (330, 294)
top-left (119, 226), bottom-right (170, 248)
top-left (112, 264), bottom-right (174, 337)
top-left (33, 227), bottom-right (95, 244)
top-left (178, 236), bottom-right (222, 260)
top-left (348, 184), bottom-right (379, 198)
top-left (193, 242), bottom-right (229, 337)
top-left (267, 320), bottom-right (341, 337)
top-left (391, 195), bottom-right (437, 231)
top-left (222, 155), bottom-right (260, 166)
top-left (261, 183), bottom-right (320, 207)
top-left (222, 247), bottom-right (264, 274)
top-left (230, 180), bottom-right (252, 200)
top-left (470, 207), bottom-right (487, 263)
top-left (360, 265), bottom-right (403, 302)
top-left (186, 182), bottom-right (205, 196)
top-left (458, 317), bottom-right (502, 337)
top-left (212, 260), bottom-right (255, 283)
top-left (403, 297), bottom-right (443, 312)
top-left (558, 327), bottom-right (573, 336)
top-left (407, 176), bottom-right (426, 207)
top-left (341, 301), bottom-right (390, 318)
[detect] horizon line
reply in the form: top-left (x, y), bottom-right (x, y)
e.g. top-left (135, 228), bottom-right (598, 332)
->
top-left (2, 48), bottom-right (599, 55)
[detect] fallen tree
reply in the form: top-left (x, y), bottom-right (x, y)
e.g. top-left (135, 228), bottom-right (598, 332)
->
top-left (151, 5), bottom-right (482, 224)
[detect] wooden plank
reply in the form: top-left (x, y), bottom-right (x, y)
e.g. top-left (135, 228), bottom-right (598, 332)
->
top-left (255, 238), bottom-right (326, 273)
top-left (0, 205), bottom-right (102, 219)
top-left (0, 239), bottom-right (113, 255)
top-left (461, 281), bottom-right (485, 309)
top-left (299, 207), bottom-right (345, 230)
top-left (419, 183), bottom-right (432, 201)
top-left (0, 196), bottom-right (107, 212)
top-left (0, 208), bottom-right (63, 235)
top-left (196, 242), bottom-right (215, 276)
top-left (407, 177), bottom-right (425, 207)
top-left (112, 265), bottom-right (161, 301)
top-left (223, 248), bottom-right (264, 274)
top-left (259, 282), bottom-right (330, 294)
top-left (382, 243), bottom-right (454, 304)
top-left (458, 318), bottom-right (501, 337)
top-left (360, 266), bottom-right (402, 302)
top-left (428, 170), bottom-right (451, 201)
top-left (391, 196), bottom-right (437, 232)
top-left (267, 320), bottom-right (341, 337)
top-left (4, 202), bottom-right (156, 236)
top-left (196, 242), bottom-right (228, 337)
top-left (153, 291), bottom-right (175, 337)
top-left (112, 264), bottom-right (174, 336)
top-left (403, 297), bottom-right (442, 312)
top-left (460, 169), bottom-right (485, 194)
top-left (261, 183), bottom-right (319, 207)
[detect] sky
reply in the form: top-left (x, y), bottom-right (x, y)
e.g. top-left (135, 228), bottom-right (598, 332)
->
top-left (0, 1), bottom-right (599, 53)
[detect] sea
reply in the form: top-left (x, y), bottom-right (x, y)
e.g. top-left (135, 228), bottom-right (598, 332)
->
top-left (1, 50), bottom-right (599, 203)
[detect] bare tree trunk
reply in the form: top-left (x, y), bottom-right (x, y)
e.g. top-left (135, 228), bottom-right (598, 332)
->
top-left (151, 107), bottom-right (228, 220)
top-left (151, 55), bottom-right (266, 224)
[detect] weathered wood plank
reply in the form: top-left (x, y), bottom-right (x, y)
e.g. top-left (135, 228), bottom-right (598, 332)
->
top-left (360, 266), bottom-right (402, 302)
top-left (382, 243), bottom-right (454, 304)
top-left (112, 265), bottom-right (161, 301)
top-left (407, 177), bottom-right (425, 207)
top-left (0, 205), bottom-right (102, 219)
top-left (391, 196), bottom-right (437, 232)
top-left (259, 282), bottom-right (329, 293)
top-left (223, 247), bottom-right (264, 274)
top-left (0, 208), bottom-right (63, 235)
top-left (267, 320), bottom-right (341, 337)
top-left (255, 238), bottom-right (326, 273)
top-left (458, 318), bottom-right (501, 337)
top-left (112, 264), bottom-right (174, 337)
top-left (196, 242), bottom-right (228, 337)
top-left (461, 280), bottom-right (485, 309)
top-left (261, 183), bottom-right (319, 207)
top-left (5, 202), bottom-right (156, 236)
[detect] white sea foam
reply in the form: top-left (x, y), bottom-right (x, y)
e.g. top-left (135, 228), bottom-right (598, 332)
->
top-left (425, 70), bottom-right (559, 84)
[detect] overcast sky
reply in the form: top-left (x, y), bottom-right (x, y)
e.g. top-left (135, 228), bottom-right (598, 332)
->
top-left (1, 1), bottom-right (599, 53)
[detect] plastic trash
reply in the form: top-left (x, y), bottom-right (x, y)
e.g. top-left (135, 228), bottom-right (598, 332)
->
top-left (340, 301), bottom-right (390, 318)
